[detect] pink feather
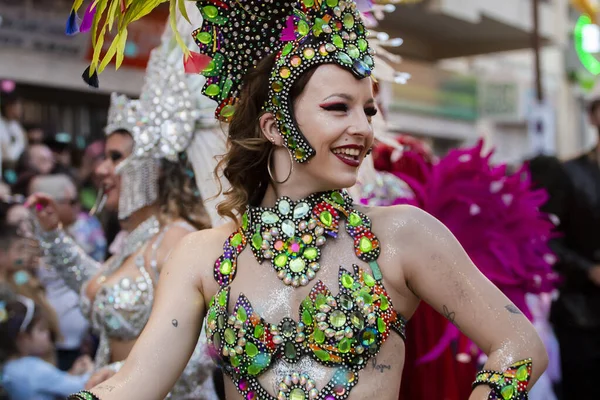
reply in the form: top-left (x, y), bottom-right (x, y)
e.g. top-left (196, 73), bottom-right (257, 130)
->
top-left (80, 2), bottom-right (96, 33)
top-left (280, 15), bottom-right (298, 42)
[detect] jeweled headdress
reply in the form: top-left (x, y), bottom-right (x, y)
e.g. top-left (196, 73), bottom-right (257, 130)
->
top-left (69, 0), bottom-right (375, 164)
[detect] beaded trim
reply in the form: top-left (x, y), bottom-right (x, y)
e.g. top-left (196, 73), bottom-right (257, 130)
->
top-left (214, 190), bottom-right (380, 287)
top-left (206, 265), bottom-right (406, 400)
top-left (67, 391), bottom-right (101, 400)
top-left (472, 359), bottom-right (532, 400)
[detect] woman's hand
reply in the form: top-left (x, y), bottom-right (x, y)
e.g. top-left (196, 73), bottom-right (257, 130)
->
top-left (24, 193), bottom-right (61, 232)
top-left (85, 368), bottom-right (116, 389)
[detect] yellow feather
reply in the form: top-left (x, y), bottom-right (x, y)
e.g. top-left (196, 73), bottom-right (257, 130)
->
top-left (170, 0), bottom-right (190, 56)
top-left (178, 0), bottom-right (191, 24)
top-left (71, 0), bottom-right (84, 12)
top-left (106, 0), bottom-right (120, 31)
top-left (115, 29), bottom-right (128, 69)
top-left (98, 32), bottom-right (121, 73)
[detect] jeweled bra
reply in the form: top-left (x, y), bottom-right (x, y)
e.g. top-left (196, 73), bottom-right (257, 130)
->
top-left (206, 190), bottom-right (407, 400)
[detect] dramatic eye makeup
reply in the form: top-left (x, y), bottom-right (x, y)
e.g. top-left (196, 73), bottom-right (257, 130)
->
top-left (107, 150), bottom-right (123, 162)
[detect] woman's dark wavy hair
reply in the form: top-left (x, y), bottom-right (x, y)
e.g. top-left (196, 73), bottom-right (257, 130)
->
top-left (215, 54), bottom-right (318, 223)
top-left (110, 130), bottom-right (211, 230)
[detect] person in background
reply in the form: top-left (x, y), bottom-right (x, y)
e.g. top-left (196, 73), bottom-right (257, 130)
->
top-left (46, 132), bottom-right (79, 179)
top-left (28, 174), bottom-right (105, 371)
top-left (24, 124), bottom-right (47, 145)
top-left (78, 140), bottom-right (105, 212)
top-left (0, 91), bottom-right (27, 169)
top-left (16, 143), bottom-right (55, 177)
top-left (536, 98), bottom-right (600, 400)
top-left (0, 297), bottom-right (93, 400)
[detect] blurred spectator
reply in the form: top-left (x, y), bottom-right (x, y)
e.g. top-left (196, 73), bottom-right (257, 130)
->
top-left (16, 144), bottom-right (55, 176)
top-left (45, 132), bottom-right (78, 178)
top-left (0, 91), bottom-right (27, 169)
top-left (534, 100), bottom-right (600, 399)
top-left (23, 124), bottom-right (47, 145)
top-left (29, 174), bottom-right (106, 370)
top-left (78, 140), bottom-right (104, 211)
top-left (0, 298), bottom-right (93, 400)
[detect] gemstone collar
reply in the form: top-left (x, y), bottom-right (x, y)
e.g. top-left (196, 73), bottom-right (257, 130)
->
top-left (213, 190), bottom-right (381, 287)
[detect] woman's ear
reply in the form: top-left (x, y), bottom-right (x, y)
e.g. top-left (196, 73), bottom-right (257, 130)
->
top-left (259, 112), bottom-right (283, 146)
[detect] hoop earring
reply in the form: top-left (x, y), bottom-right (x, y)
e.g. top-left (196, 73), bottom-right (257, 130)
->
top-left (267, 146), bottom-right (294, 184)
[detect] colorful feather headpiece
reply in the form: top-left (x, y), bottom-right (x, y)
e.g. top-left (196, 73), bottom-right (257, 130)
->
top-left (68, 0), bottom-right (375, 163)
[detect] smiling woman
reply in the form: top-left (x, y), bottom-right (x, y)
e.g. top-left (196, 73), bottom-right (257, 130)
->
top-left (67, 1), bottom-right (548, 400)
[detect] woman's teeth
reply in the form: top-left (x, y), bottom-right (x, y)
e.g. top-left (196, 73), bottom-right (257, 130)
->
top-left (332, 148), bottom-right (361, 158)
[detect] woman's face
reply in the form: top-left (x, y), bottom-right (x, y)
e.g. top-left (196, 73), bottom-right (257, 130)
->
top-left (287, 64), bottom-right (376, 191)
top-left (95, 132), bottom-right (134, 211)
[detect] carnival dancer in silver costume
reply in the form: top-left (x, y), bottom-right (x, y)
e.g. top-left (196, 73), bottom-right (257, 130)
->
top-left (25, 8), bottom-right (225, 400)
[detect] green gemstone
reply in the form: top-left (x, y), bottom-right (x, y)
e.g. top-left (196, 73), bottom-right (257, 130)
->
top-left (337, 52), bottom-right (352, 65)
top-left (208, 308), bottom-right (216, 324)
top-left (380, 295), bottom-right (389, 311)
top-left (315, 293), bottom-right (327, 309)
top-left (314, 329), bottom-right (325, 344)
top-left (340, 294), bottom-right (353, 310)
top-left (351, 312), bottom-right (364, 329)
top-left (196, 31), bottom-right (212, 44)
top-left (231, 355), bottom-right (241, 367)
top-left (272, 96), bottom-right (281, 107)
top-left (330, 310), bottom-right (347, 328)
top-left (217, 315), bottom-right (225, 329)
top-left (302, 298), bottom-right (314, 312)
top-left (341, 274), bottom-right (354, 288)
top-left (247, 364), bottom-right (262, 376)
top-left (360, 328), bottom-right (377, 346)
top-left (282, 42), bottom-right (294, 56)
top-left (254, 324), bottom-right (264, 339)
top-left (237, 307), bottom-right (247, 323)
top-left (262, 211), bottom-right (279, 224)
top-left (285, 341), bottom-right (297, 359)
top-left (358, 38), bottom-right (368, 52)
top-left (363, 272), bottom-right (376, 287)
top-left (302, 309), bottom-right (313, 325)
top-left (364, 55), bottom-right (374, 67)
top-left (298, 20), bottom-right (310, 36)
top-left (245, 342), bottom-right (259, 357)
top-left (338, 337), bottom-right (352, 353)
top-left (319, 211), bottom-right (333, 227)
top-left (332, 34), bottom-right (344, 49)
top-left (343, 13), bottom-right (355, 29)
top-left (331, 191), bottom-right (345, 205)
top-left (290, 388), bottom-right (306, 400)
top-left (377, 318), bottom-right (386, 333)
top-left (272, 80), bottom-right (284, 93)
top-left (501, 385), bottom-right (515, 400)
top-left (213, 332), bottom-right (221, 349)
top-left (203, 5), bottom-right (218, 18)
top-left (359, 237), bottom-right (373, 253)
top-left (220, 259), bottom-right (233, 275)
top-left (347, 44), bottom-right (359, 59)
top-left (218, 290), bottom-right (227, 307)
top-left (302, 0), bottom-right (315, 6)
top-left (220, 104), bottom-right (236, 118)
top-left (349, 213), bottom-right (363, 227)
top-left (274, 254), bottom-right (288, 268)
top-left (242, 213), bottom-right (249, 230)
top-left (516, 365), bottom-right (529, 381)
top-left (205, 84), bottom-right (220, 97)
top-left (289, 258), bottom-right (306, 273)
top-left (222, 79), bottom-right (233, 98)
top-left (231, 233), bottom-right (243, 247)
top-left (314, 349), bottom-right (330, 362)
top-left (224, 328), bottom-right (236, 345)
top-left (203, 60), bottom-right (216, 74)
top-left (326, 0), bottom-right (338, 6)
top-left (360, 290), bottom-right (373, 305)
top-left (304, 247), bottom-right (318, 261)
top-left (252, 230), bottom-right (262, 250)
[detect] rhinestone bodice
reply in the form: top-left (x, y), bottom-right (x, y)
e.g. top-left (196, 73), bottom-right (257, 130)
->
top-left (205, 190), bottom-right (407, 400)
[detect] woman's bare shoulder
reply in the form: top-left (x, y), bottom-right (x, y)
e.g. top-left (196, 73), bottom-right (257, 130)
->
top-left (364, 204), bottom-right (435, 237)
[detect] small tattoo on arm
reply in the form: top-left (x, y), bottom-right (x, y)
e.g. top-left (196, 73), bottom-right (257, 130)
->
top-left (172, 319), bottom-right (179, 328)
top-left (505, 304), bottom-right (523, 315)
top-left (97, 384), bottom-right (115, 392)
top-left (370, 356), bottom-right (392, 373)
top-left (442, 305), bottom-right (460, 330)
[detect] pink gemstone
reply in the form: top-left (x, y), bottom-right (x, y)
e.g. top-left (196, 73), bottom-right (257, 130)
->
top-left (238, 379), bottom-right (248, 391)
top-left (246, 392), bottom-right (256, 400)
top-left (274, 240), bottom-right (285, 251)
top-left (290, 242), bottom-right (301, 253)
top-left (326, 396), bottom-right (335, 400)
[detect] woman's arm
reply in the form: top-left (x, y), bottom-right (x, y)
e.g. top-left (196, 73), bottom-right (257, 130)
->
top-left (393, 206), bottom-right (548, 399)
top-left (84, 230), bottom-right (216, 399)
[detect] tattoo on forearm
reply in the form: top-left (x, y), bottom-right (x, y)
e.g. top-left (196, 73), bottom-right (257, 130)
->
top-left (370, 356), bottom-right (391, 373)
top-left (442, 305), bottom-right (460, 330)
top-left (97, 384), bottom-right (115, 392)
top-left (505, 304), bottom-right (523, 315)
top-left (172, 319), bottom-right (179, 328)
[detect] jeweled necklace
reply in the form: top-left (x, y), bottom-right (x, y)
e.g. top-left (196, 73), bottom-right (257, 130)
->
top-left (97, 215), bottom-right (161, 283)
top-left (214, 190), bottom-right (380, 287)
